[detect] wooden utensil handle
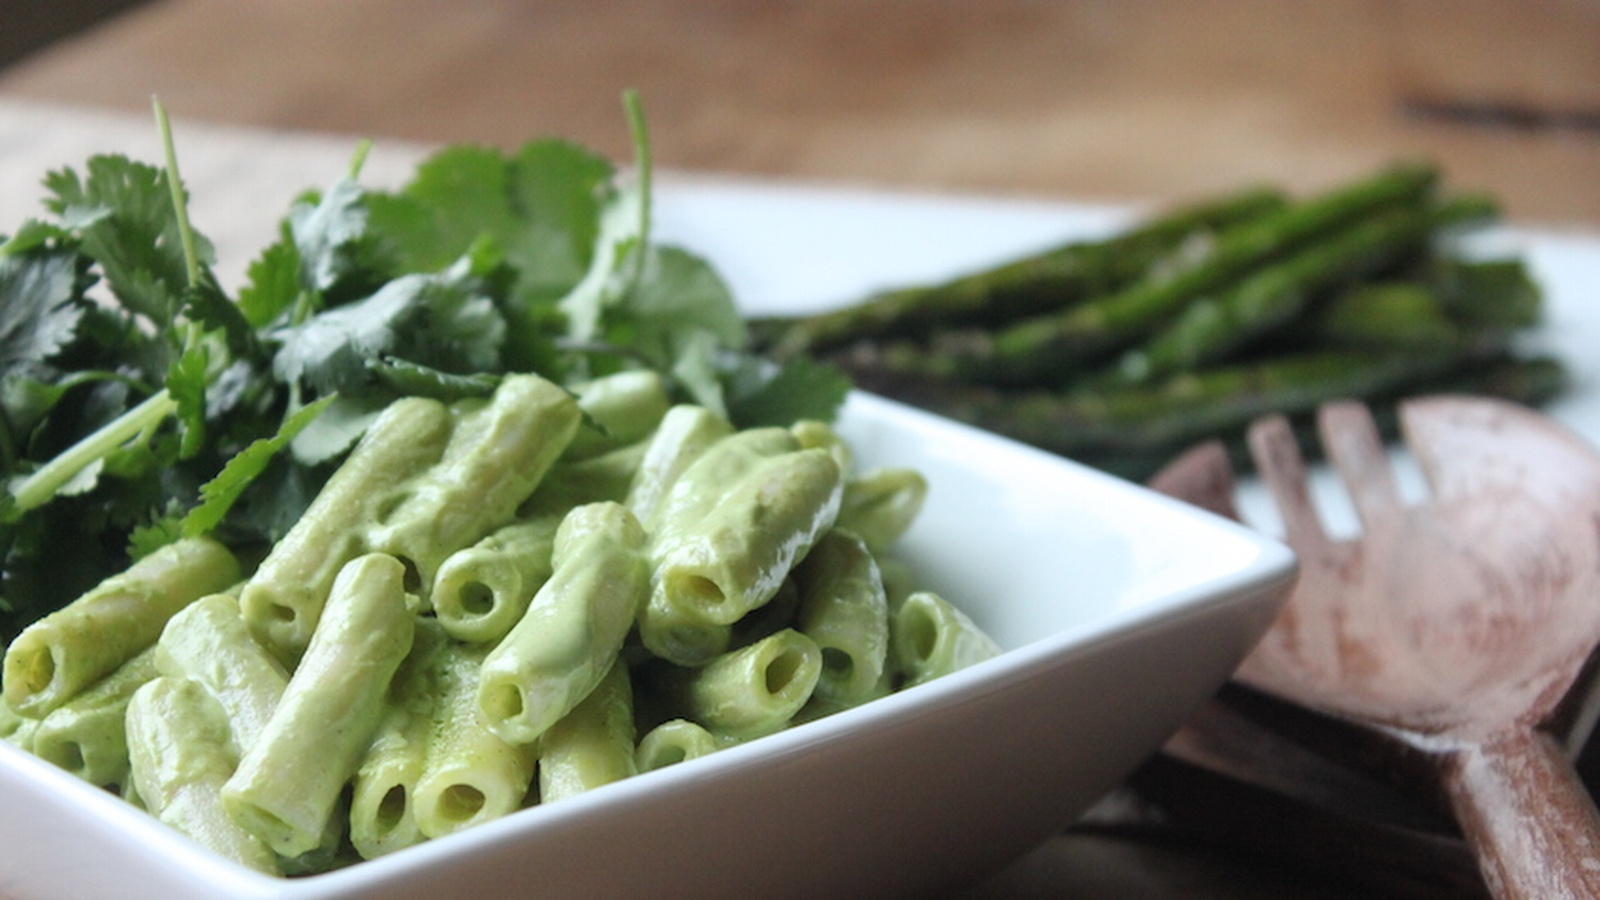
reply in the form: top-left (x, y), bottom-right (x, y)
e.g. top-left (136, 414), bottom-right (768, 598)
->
top-left (1442, 728), bottom-right (1600, 900)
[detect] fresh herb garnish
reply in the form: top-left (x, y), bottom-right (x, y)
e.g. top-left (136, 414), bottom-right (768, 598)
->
top-left (0, 91), bottom-right (848, 642)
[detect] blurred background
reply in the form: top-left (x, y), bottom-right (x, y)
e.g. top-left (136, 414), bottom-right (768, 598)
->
top-left (3, 0), bottom-right (1599, 225)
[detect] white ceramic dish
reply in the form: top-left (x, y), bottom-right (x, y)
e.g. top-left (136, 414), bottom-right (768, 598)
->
top-left (0, 387), bottom-right (1296, 900)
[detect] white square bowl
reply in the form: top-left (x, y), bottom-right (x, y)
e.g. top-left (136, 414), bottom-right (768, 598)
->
top-left (0, 390), bottom-right (1294, 900)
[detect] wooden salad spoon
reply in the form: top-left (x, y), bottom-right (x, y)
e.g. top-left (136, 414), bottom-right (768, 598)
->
top-left (1152, 395), bottom-right (1600, 900)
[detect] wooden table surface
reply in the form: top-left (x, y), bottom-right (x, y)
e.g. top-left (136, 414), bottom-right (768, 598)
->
top-left (5, 0), bottom-right (1600, 228)
top-left (3, 1), bottom-right (1599, 896)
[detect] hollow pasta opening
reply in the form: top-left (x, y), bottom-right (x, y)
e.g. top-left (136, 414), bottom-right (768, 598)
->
top-left (397, 556), bottom-right (424, 595)
top-left (456, 581), bottom-right (496, 618)
top-left (763, 648), bottom-right (807, 696)
top-left (820, 646), bottom-right (854, 680)
top-left (667, 572), bottom-right (727, 614)
top-left (437, 784), bottom-right (486, 823)
top-left (44, 739), bottom-right (84, 774)
top-left (903, 602), bottom-right (940, 661)
top-left (9, 645), bottom-right (55, 696)
top-left (375, 785), bottom-right (408, 834)
top-left (482, 681), bottom-right (526, 722)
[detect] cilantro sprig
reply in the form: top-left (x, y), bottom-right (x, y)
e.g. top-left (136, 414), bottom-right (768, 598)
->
top-left (0, 91), bottom-right (848, 642)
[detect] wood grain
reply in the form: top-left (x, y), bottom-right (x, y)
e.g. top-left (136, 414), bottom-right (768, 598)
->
top-left (2, 0), bottom-right (1598, 224)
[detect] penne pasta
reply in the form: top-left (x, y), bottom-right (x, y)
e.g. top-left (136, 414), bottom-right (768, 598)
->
top-left (223, 553), bottom-right (415, 857)
top-left (4, 537), bottom-right (240, 717)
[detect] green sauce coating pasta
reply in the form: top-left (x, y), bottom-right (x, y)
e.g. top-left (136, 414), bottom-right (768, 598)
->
top-left (126, 676), bottom-right (281, 875)
top-left (477, 502), bottom-right (650, 746)
top-left (431, 514), bottom-right (562, 644)
top-left (648, 448), bottom-right (844, 628)
top-left (792, 529), bottom-right (890, 707)
top-left (365, 374), bottom-right (582, 601)
top-left (561, 370), bottom-right (672, 461)
top-left (31, 648), bottom-right (158, 788)
top-left (240, 396), bottom-right (451, 662)
top-left (3, 536), bottom-right (240, 717)
top-left (635, 718), bottom-right (721, 773)
top-left (413, 639), bottom-right (538, 838)
top-left (223, 553), bottom-right (416, 857)
top-left (624, 405), bottom-right (735, 525)
top-left (155, 593), bottom-right (290, 755)
top-left (537, 661), bottom-right (637, 803)
top-left (0, 370), bottom-right (1015, 874)
top-left (640, 426), bottom-right (799, 534)
top-left (836, 468), bottom-right (929, 555)
top-left (672, 628), bottom-right (823, 741)
top-left (0, 697), bottom-right (35, 752)
top-left (891, 591), bottom-right (1002, 688)
top-left (521, 439), bottom-right (649, 518)
top-left (349, 621), bottom-right (445, 860)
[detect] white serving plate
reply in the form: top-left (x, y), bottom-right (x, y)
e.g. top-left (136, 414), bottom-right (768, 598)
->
top-left (0, 388), bottom-right (1296, 900)
top-left (652, 175), bottom-right (1600, 536)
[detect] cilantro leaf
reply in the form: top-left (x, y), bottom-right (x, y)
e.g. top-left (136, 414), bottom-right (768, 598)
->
top-left (557, 182), bottom-right (645, 351)
top-left (365, 144), bottom-right (516, 274)
top-left (504, 140), bottom-right (613, 299)
top-left (619, 244), bottom-right (746, 361)
top-left (127, 509), bottom-right (184, 561)
top-left (288, 178), bottom-right (372, 295)
top-left (0, 249), bottom-right (88, 370)
top-left (287, 394), bottom-right (389, 466)
top-left (0, 219), bottom-right (72, 255)
top-left (726, 355), bottom-right (852, 428)
top-left (166, 341), bottom-right (209, 459)
top-left (183, 271), bottom-right (260, 361)
top-left (367, 357), bottom-right (500, 401)
top-left (606, 244), bottom-right (745, 414)
top-left (237, 234), bottom-right (304, 328)
top-left (0, 93), bottom-right (853, 644)
top-left (271, 262), bottom-right (505, 397)
top-left (43, 155), bottom-right (213, 332)
top-left (180, 394), bottom-right (334, 540)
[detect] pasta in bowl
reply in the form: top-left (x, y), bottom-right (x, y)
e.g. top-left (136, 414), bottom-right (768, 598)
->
top-left (0, 378), bottom-right (1294, 899)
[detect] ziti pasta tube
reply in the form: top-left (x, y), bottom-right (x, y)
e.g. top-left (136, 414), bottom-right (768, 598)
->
top-left (477, 502), bottom-right (649, 746)
top-left (537, 661), bottom-right (637, 803)
top-left (364, 374), bottom-right (581, 599)
top-left (224, 553), bottom-right (415, 857)
top-left (126, 676), bottom-right (281, 875)
top-left (240, 396), bottom-right (451, 662)
top-left (4, 536), bottom-right (240, 717)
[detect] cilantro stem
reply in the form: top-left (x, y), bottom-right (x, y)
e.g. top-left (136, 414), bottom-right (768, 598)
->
top-left (153, 97), bottom-right (203, 293)
top-left (9, 389), bottom-right (178, 512)
top-left (621, 89), bottom-right (652, 286)
top-left (348, 139), bottom-right (373, 180)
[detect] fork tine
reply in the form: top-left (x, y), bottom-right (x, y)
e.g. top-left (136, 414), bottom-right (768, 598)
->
top-left (1319, 401), bottom-right (1403, 528)
top-left (1247, 413), bottom-right (1326, 548)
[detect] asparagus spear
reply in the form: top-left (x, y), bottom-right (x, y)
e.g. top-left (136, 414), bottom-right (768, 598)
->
top-left (1112, 193), bottom-right (1498, 382)
top-left (862, 350), bottom-right (1465, 461)
top-left (1165, 353), bottom-right (1570, 483)
top-left (840, 163), bottom-right (1440, 387)
top-left (1305, 282), bottom-right (1463, 351)
top-left (1427, 257), bottom-right (1543, 329)
top-left (864, 339), bottom-right (1560, 475)
top-left (752, 184), bottom-right (1287, 359)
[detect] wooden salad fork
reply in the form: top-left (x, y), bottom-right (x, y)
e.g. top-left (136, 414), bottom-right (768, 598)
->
top-left (1150, 395), bottom-right (1600, 900)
